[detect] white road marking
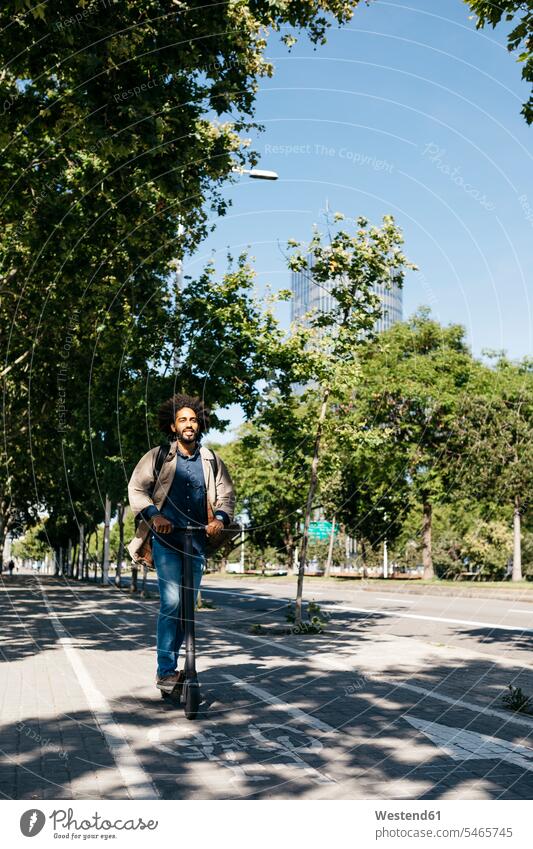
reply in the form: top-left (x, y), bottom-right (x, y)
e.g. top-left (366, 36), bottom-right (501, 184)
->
top-left (223, 673), bottom-right (336, 733)
top-left (209, 625), bottom-right (533, 731)
top-left (376, 596), bottom-right (416, 604)
top-left (203, 585), bottom-right (533, 634)
top-left (37, 579), bottom-right (159, 799)
top-left (404, 716), bottom-right (533, 772)
top-left (148, 723), bottom-right (335, 786)
top-left (509, 609), bottom-right (533, 615)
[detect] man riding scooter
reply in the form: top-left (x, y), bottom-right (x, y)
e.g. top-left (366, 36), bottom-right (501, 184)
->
top-left (127, 393), bottom-right (236, 693)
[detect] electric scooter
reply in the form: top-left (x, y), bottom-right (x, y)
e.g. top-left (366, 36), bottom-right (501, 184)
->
top-left (160, 525), bottom-right (201, 720)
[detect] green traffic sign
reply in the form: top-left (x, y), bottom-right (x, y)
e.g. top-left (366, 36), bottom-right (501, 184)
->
top-left (308, 521), bottom-right (338, 540)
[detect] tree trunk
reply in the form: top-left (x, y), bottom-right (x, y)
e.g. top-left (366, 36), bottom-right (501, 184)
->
top-left (93, 527), bottom-right (99, 581)
top-left (78, 524), bottom-right (85, 581)
top-left (115, 502), bottom-right (124, 588)
top-left (361, 539), bottom-right (368, 579)
top-left (325, 516), bottom-right (336, 577)
top-left (0, 511), bottom-right (6, 574)
top-left (295, 387), bottom-right (330, 626)
top-left (84, 531), bottom-right (92, 580)
top-left (102, 493), bottom-right (111, 584)
top-left (239, 527), bottom-right (245, 573)
top-left (422, 500), bottom-right (434, 580)
top-left (71, 543), bottom-right (78, 579)
top-left (512, 496), bottom-right (522, 582)
top-left (283, 520), bottom-right (295, 574)
top-left (66, 539), bottom-right (73, 577)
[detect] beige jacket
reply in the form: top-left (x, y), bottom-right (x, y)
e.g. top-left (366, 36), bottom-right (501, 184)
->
top-left (126, 441), bottom-right (236, 562)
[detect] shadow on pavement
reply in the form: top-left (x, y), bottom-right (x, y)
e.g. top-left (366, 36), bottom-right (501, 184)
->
top-left (1, 574), bottom-right (533, 801)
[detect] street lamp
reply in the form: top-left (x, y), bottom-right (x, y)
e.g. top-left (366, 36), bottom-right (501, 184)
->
top-left (232, 167), bottom-right (279, 181)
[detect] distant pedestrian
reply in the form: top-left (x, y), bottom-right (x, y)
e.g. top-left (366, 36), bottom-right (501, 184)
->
top-left (8, 559), bottom-right (15, 576)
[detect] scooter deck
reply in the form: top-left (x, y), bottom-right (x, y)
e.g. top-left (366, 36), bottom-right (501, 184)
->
top-left (157, 672), bottom-right (185, 701)
top-left (159, 682), bottom-right (183, 701)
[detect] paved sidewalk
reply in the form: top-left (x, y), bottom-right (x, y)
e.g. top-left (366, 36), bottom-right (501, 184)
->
top-left (1, 573), bottom-right (532, 800)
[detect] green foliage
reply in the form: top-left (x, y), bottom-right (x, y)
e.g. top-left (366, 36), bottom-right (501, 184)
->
top-left (306, 536), bottom-right (346, 568)
top-left (502, 684), bottom-right (532, 714)
top-left (291, 619), bottom-right (324, 634)
top-left (522, 529), bottom-right (533, 578)
top-left (325, 312), bottom-right (484, 577)
top-left (217, 412), bottom-right (311, 568)
top-left (216, 305), bottom-right (531, 586)
top-left (280, 213), bottom-right (417, 621)
top-left (466, 1), bottom-right (533, 122)
top-left (286, 213), bottom-right (417, 385)
top-left (286, 600), bottom-right (328, 632)
top-left (109, 511), bottom-right (135, 560)
top-left (455, 356), bottom-right (533, 515)
top-left (0, 0), bottom-right (365, 550)
top-left (12, 522), bottom-right (51, 560)
top-left (463, 520), bottom-right (513, 579)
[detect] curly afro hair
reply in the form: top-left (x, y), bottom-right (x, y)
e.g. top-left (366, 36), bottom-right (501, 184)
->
top-left (157, 393), bottom-right (211, 439)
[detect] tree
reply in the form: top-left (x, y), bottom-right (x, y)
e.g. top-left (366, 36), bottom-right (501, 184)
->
top-left (463, 519), bottom-right (514, 579)
top-left (11, 521), bottom-right (51, 562)
top-left (333, 312), bottom-right (483, 579)
top-left (320, 428), bottom-right (409, 568)
top-left (217, 407), bottom-right (313, 572)
top-left (466, 1), bottom-right (533, 123)
top-left (283, 213), bottom-right (416, 622)
top-left (37, 253), bottom-right (294, 574)
top-left (455, 356), bottom-right (533, 580)
top-left (0, 0), bottom-right (365, 563)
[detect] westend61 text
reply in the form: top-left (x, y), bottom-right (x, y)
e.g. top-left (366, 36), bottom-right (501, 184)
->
top-left (375, 810), bottom-right (441, 821)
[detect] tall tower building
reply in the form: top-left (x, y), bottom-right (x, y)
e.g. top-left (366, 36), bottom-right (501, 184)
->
top-left (291, 255), bottom-right (403, 331)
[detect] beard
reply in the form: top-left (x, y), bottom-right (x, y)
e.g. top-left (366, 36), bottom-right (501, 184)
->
top-left (178, 428), bottom-right (197, 443)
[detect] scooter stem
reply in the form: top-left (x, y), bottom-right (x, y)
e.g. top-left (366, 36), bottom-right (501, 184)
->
top-left (182, 526), bottom-right (197, 678)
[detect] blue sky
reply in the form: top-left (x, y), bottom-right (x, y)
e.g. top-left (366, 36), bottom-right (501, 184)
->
top-left (187, 0), bottom-right (532, 438)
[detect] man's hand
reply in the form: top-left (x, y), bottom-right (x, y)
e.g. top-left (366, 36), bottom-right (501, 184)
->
top-left (151, 515), bottom-right (173, 534)
top-left (206, 518), bottom-right (224, 538)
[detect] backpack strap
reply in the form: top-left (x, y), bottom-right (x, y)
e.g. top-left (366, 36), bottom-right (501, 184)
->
top-left (153, 442), bottom-right (169, 481)
top-left (205, 448), bottom-right (219, 525)
top-left (134, 443), bottom-right (170, 531)
top-left (207, 448), bottom-right (219, 481)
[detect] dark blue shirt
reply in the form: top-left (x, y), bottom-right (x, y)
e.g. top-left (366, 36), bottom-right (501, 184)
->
top-left (146, 445), bottom-right (207, 555)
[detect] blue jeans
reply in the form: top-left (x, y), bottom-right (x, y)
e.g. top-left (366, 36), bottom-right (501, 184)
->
top-left (151, 535), bottom-right (205, 678)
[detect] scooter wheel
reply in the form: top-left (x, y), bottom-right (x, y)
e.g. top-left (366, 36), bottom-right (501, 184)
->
top-left (184, 682), bottom-right (201, 720)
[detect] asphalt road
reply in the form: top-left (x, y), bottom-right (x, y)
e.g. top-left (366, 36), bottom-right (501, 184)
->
top-left (198, 576), bottom-right (533, 663)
